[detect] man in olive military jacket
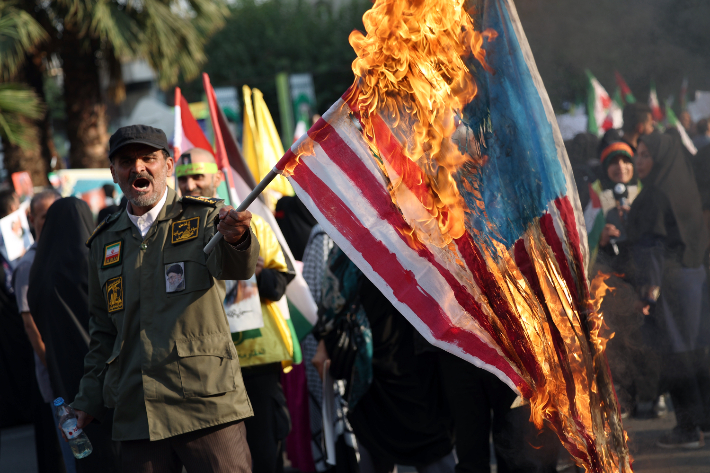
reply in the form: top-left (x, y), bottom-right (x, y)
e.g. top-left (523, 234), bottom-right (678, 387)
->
top-left (70, 125), bottom-right (259, 472)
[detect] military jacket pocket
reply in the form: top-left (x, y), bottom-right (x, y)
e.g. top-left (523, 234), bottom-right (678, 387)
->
top-left (163, 244), bottom-right (212, 297)
top-left (175, 334), bottom-right (239, 398)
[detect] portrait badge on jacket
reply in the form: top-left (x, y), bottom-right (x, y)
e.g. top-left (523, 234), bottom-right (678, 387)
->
top-left (171, 217), bottom-right (199, 244)
top-left (165, 263), bottom-right (186, 293)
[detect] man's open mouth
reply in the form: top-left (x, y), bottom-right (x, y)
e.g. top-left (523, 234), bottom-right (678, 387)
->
top-left (133, 178), bottom-right (151, 191)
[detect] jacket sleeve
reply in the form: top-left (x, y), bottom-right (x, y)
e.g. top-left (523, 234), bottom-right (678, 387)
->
top-left (257, 269), bottom-right (289, 302)
top-left (205, 206), bottom-right (260, 281)
top-left (71, 250), bottom-right (117, 421)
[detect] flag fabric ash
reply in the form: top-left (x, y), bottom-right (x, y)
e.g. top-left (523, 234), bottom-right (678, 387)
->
top-left (276, 0), bottom-right (630, 471)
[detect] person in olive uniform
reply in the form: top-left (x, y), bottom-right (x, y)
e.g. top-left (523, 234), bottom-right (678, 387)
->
top-left (70, 125), bottom-right (260, 473)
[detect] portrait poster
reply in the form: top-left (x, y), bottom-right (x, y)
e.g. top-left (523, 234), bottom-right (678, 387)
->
top-left (0, 207), bottom-right (34, 263)
top-left (224, 276), bottom-right (264, 333)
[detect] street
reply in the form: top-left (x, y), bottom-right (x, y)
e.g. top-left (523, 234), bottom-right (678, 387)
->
top-left (2, 411), bottom-right (708, 472)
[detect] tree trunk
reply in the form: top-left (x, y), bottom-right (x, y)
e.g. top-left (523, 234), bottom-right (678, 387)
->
top-left (61, 34), bottom-right (109, 169)
top-left (1, 119), bottom-right (43, 186)
top-left (2, 57), bottom-right (58, 187)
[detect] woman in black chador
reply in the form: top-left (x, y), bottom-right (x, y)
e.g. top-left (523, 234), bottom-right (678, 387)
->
top-left (628, 131), bottom-right (710, 448)
top-left (28, 197), bottom-right (121, 471)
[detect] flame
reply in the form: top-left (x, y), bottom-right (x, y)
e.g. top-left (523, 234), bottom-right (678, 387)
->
top-left (342, 1), bottom-right (631, 470)
top-left (588, 271), bottom-right (615, 355)
top-left (348, 0), bottom-right (491, 248)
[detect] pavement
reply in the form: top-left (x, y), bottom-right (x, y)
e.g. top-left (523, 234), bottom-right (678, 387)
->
top-left (2, 411), bottom-right (709, 472)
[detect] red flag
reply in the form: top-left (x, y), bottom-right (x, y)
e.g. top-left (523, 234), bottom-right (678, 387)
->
top-left (614, 71), bottom-right (636, 104)
top-left (173, 87), bottom-right (214, 158)
top-left (203, 73), bottom-right (238, 204)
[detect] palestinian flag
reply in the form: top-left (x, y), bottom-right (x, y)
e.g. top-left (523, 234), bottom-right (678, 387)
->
top-left (666, 104), bottom-right (697, 155)
top-left (614, 71), bottom-right (636, 104)
top-left (586, 71), bottom-right (622, 136)
top-left (649, 81), bottom-right (664, 121)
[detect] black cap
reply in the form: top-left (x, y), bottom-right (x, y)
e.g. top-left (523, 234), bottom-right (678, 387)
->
top-left (108, 125), bottom-right (170, 160)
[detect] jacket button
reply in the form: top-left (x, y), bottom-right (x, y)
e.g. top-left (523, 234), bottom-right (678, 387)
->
top-left (140, 243), bottom-right (147, 250)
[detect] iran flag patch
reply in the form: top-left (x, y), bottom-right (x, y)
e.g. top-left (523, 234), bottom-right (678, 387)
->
top-left (103, 241), bottom-right (122, 267)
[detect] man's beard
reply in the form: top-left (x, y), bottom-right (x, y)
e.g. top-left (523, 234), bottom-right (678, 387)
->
top-left (126, 171), bottom-right (166, 207)
top-left (186, 178), bottom-right (217, 198)
top-left (168, 278), bottom-right (182, 291)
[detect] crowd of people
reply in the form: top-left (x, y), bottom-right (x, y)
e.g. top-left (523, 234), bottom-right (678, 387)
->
top-left (570, 103), bottom-right (710, 449)
top-left (1, 103), bottom-right (710, 473)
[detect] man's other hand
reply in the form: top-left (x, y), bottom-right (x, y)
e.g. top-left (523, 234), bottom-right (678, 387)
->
top-left (255, 256), bottom-right (265, 277)
top-left (59, 409), bottom-right (94, 442)
top-left (217, 207), bottom-right (252, 244)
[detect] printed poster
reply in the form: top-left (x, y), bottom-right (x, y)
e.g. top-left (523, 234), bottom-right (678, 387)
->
top-left (224, 276), bottom-right (264, 333)
top-left (0, 207), bottom-right (34, 263)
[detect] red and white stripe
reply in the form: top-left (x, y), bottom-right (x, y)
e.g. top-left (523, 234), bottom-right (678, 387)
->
top-left (280, 91), bottom-right (529, 394)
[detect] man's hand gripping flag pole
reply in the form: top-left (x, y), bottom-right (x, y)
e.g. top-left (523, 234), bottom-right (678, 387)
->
top-left (203, 156), bottom-right (288, 254)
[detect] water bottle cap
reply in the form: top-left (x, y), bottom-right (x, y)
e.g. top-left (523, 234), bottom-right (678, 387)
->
top-left (53, 397), bottom-right (65, 407)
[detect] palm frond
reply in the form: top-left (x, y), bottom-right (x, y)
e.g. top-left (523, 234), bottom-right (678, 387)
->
top-left (138, 0), bottom-right (229, 88)
top-left (0, 83), bottom-right (45, 149)
top-left (0, 2), bottom-right (50, 79)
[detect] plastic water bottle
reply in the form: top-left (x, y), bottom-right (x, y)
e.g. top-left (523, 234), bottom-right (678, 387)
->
top-left (54, 397), bottom-right (93, 459)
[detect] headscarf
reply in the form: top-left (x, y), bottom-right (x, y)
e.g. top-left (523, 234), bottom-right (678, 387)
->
top-left (28, 197), bottom-right (95, 401)
top-left (274, 195), bottom-right (318, 261)
top-left (627, 131), bottom-right (708, 268)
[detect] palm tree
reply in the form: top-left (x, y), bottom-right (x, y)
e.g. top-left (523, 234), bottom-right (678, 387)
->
top-left (47, 0), bottom-right (229, 168)
top-left (6, 0), bottom-right (229, 169)
top-left (0, 1), bottom-right (54, 185)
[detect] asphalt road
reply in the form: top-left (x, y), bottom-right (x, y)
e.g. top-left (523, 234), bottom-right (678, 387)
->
top-left (2, 411), bottom-right (708, 472)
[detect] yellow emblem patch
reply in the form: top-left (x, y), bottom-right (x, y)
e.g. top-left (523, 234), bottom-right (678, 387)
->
top-left (106, 276), bottom-right (124, 313)
top-left (171, 217), bottom-right (200, 244)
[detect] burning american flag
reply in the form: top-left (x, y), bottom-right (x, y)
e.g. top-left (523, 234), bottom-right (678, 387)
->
top-left (273, 0), bottom-right (631, 470)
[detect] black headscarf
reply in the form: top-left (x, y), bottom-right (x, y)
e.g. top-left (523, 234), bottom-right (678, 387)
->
top-left (28, 197), bottom-right (94, 401)
top-left (274, 195), bottom-right (318, 261)
top-left (627, 131), bottom-right (708, 268)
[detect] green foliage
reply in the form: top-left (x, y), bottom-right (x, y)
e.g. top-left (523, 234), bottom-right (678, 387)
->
top-left (0, 1), bottom-right (49, 80)
top-left (0, 83), bottom-right (45, 149)
top-left (56, 0), bottom-right (230, 88)
top-left (179, 0), bottom-right (371, 126)
top-left (43, 75), bottom-right (65, 121)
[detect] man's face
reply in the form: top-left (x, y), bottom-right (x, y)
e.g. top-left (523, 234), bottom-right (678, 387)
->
top-left (680, 111), bottom-right (692, 131)
top-left (178, 173), bottom-right (221, 198)
top-left (167, 272), bottom-right (183, 290)
top-left (639, 113), bottom-right (655, 136)
top-left (30, 197), bottom-right (57, 239)
top-left (110, 144), bottom-right (173, 210)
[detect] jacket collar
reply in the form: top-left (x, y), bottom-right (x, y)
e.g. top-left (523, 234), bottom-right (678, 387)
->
top-left (111, 186), bottom-right (183, 233)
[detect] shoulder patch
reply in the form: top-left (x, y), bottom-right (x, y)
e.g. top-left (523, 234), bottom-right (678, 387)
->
top-left (180, 195), bottom-right (224, 207)
top-left (86, 211), bottom-right (121, 248)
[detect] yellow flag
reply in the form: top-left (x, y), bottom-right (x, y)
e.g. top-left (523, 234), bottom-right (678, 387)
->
top-left (242, 85), bottom-right (294, 209)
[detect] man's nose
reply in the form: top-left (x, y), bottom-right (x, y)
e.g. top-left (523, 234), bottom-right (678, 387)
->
top-left (133, 158), bottom-right (148, 174)
top-left (186, 178), bottom-right (196, 191)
